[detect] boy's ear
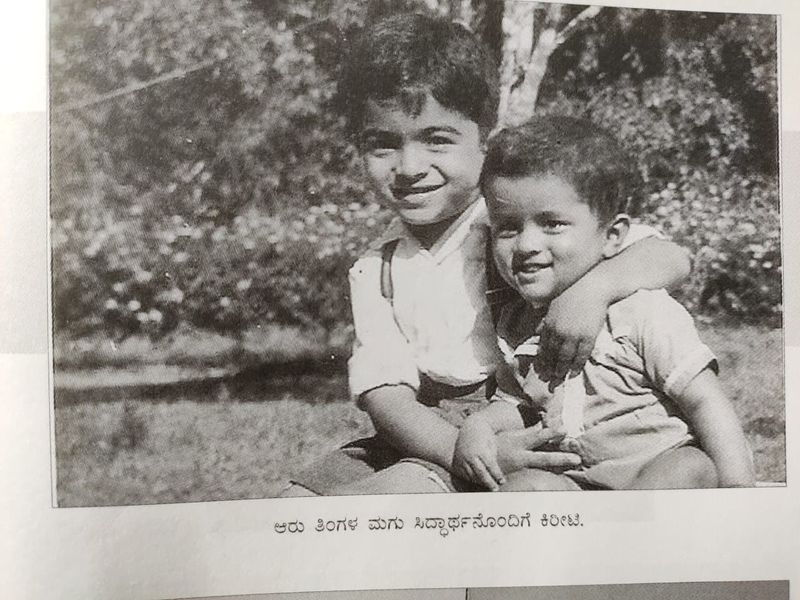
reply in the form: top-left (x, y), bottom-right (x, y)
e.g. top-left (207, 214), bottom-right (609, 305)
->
top-left (602, 214), bottom-right (631, 258)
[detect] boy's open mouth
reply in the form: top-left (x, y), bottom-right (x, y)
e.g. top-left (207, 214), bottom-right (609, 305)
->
top-left (391, 183), bottom-right (445, 201)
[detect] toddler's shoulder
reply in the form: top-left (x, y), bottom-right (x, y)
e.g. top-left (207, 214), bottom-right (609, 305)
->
top-left (607, 289), bottom-right (693, 334)
top-left (610, 288), bottom-right (676, 310)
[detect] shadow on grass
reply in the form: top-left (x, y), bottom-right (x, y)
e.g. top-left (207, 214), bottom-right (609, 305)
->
top-left (54, 356), bottom-right (349, 406)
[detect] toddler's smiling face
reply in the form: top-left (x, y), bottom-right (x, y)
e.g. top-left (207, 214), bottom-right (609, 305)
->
top-left (487, 174), bottom-right (615, 306)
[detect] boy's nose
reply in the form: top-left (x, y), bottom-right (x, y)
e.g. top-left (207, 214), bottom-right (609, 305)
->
top-left (395, 143), bottom-right (427, 182)
top-left (516, 225), bottom-right (545, 254)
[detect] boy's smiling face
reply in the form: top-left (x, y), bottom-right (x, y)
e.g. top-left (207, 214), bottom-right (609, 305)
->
top-left (360, 92), bottom-right (485, 228)
top-left (486, 175), bottom-right (627, 306)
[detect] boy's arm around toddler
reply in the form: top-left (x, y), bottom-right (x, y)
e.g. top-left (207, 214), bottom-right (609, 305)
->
top-left (538, 233), bottom-right (691, 383)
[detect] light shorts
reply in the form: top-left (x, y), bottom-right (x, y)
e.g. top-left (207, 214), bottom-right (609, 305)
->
top-left (561, 406), bottom-right (694, 490)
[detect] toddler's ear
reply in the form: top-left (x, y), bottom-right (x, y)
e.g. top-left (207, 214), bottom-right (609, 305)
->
top-left (602, 214), bottom-right (631, 258)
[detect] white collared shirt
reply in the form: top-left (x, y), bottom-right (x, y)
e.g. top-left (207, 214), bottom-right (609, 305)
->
top-left (347, 198), bottom-right (662, 399)
top-left (348, 200), bottom-right (498, 398)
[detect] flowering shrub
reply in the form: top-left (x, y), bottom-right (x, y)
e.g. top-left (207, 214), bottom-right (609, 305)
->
top-left (643, 173), bottom-right (781, 322)
top-left (52, 200), bottom-right (389, 338)
top-left (571, 78), bottom-right (782, 323)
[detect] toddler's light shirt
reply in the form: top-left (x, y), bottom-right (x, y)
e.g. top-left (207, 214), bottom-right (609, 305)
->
top-left (494, 289), bottom-right (718, 489)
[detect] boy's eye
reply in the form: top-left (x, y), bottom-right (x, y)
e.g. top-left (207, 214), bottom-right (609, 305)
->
top-left (425, 134), bottom-right (455, 146)
top-left (542, 219), bottom-right (569, 232)
top-left (360, 133), bottom-right (400, 154)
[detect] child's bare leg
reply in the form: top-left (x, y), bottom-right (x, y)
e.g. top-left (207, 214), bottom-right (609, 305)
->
top-left (630, 446), bottom-right (718, 489)
top-left (330, 462), bottom-right (448, 495)
top-left (498, 468), bottom-right (581, 492)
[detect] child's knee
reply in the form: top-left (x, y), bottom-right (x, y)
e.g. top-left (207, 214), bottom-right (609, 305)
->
top-left (632, 446), bottom-right (718, 489)
top-left (499, 468), bottom-right (578, 492)
top-left (333, 462), bottom-right (448, 495)
top-left (662, 446), bottom-right (718, 488)
top-left (680, 447), bottom-right (719, 488)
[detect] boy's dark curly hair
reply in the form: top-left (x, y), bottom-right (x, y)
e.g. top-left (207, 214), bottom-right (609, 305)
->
top-left (481, 116), bottom-right (642, 222)
top-left (337, 13), bottom-right (499, 138)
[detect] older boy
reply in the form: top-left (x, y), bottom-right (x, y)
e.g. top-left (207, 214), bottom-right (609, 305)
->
top-left (283, 15), bottom-right (691, 496)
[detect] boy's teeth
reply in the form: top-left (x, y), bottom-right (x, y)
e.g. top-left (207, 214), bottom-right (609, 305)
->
top-left (396, 186), bottom-right (438, 194)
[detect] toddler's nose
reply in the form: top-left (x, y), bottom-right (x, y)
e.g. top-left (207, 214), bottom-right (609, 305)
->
top-left (516, 224), bottom-right (545, 254)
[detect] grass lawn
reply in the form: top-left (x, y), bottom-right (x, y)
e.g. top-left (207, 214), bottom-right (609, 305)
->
top-left (54, 323), bottom-right (785, 507)
top-left (55, 386), bottom-right (373, 506)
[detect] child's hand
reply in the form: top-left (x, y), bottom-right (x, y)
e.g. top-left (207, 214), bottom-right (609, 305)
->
top-left (538, 279), bottom-right (606, 383)
top-left (452, 415), bottom-right (506, 491)
top-left (495, 427), bottom-right (583, 474)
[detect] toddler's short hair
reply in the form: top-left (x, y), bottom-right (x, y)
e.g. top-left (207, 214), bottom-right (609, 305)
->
top-left (337, 13), bottom-right (499, 137)
top-left (481, 116), bottom-right (641, 223)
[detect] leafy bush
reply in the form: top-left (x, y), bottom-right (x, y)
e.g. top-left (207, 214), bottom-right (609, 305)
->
top-left (51, 0), bottom-right (388, 339)
top-left (645, 172), bottom-right (780, 322)
top-left (538, 8), bottom-right (780, 324)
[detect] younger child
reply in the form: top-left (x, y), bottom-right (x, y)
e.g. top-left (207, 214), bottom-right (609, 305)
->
top-left (452, 116), bottom-right (755, 491)
top-left (284, 15), bottom-right (694, 496)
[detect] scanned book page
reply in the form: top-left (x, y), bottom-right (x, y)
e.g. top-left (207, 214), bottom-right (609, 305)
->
top-left (1, 0), bottom-right (799, 599)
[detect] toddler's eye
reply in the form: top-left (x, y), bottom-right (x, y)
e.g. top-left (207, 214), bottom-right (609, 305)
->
top-left (492, 223), bottom-right (519, 238)
top-left (427, 135), bottom-right (454, 146)
top-left (421, 131), bottom-right (457, 148)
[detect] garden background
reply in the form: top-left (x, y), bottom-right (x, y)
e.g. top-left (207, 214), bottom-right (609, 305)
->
top-left (50, 0), bottom-right (784, 506)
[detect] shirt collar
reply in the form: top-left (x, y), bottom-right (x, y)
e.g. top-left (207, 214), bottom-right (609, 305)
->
top-left (371, 199), bottom-right (488, 262)
top-left (430, 198), bottom-right (487, 260)
top-left (496, 298), bottom-right (547, 357)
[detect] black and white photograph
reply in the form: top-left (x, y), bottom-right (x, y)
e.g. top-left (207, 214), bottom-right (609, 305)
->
top-left (50, 0), bottom-right (784, 506)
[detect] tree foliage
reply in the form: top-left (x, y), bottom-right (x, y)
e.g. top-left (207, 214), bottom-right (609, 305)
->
top-left (535, 8), bottom-right (780, 320)
top-left (50, 0), bottom-right (781, 343)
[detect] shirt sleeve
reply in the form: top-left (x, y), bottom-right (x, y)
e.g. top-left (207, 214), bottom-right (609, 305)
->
top-left (347, 252), bottom-right (420, 401)
top-left (614, 223), bottom-right (665, 254)
top-left (622, 290), bottom-right (718, 397)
